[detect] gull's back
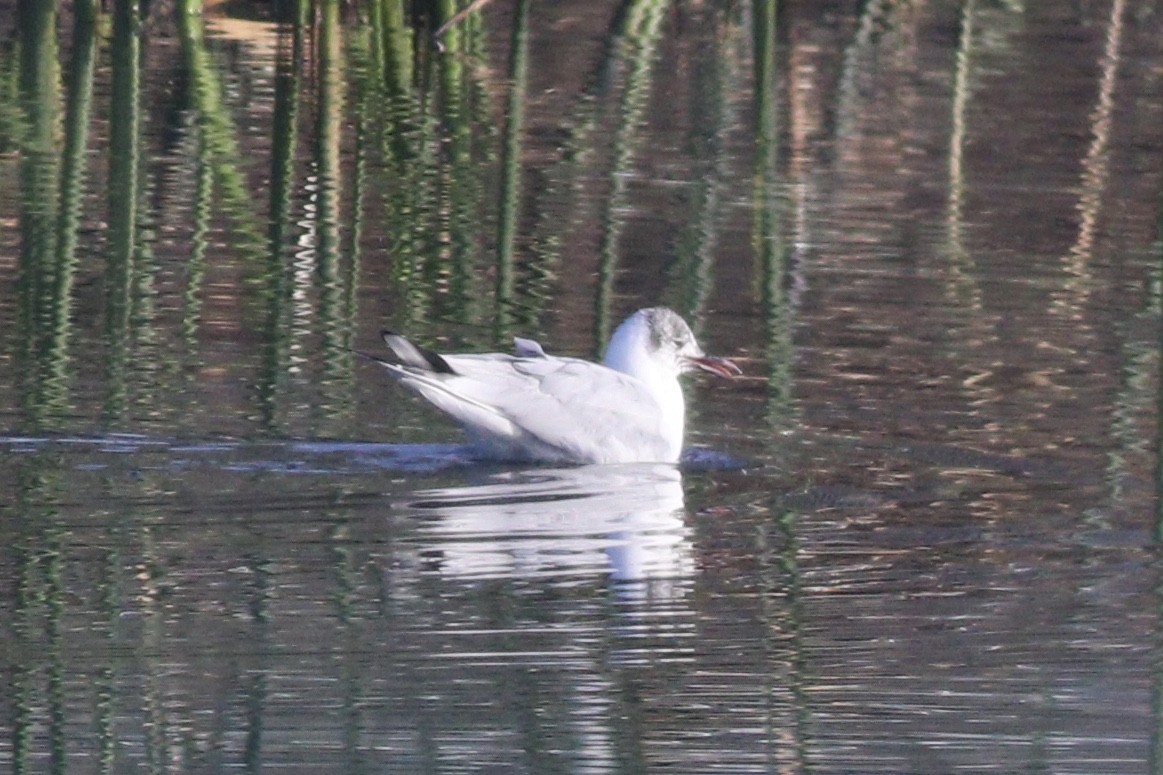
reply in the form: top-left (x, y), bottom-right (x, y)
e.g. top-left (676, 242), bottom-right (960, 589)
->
top-left (381, 347), bottom-right (677, 464)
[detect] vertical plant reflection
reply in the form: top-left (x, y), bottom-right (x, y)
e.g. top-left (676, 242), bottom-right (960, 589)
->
top-left (366, 0), bottom-right (500, 336)
top-left (41, 0), bottom-right (97, 424)
top-left (944, 0), bottom-right (984, 313)
top-left (172, 2), bottom-right (217, 357)
top-left (348, 25), bottom-right (372, 343)
top-left (752, 0), bottom-right (794, 431)
top-left (244, 554), bottom-right (273, 773)
top-left (1058, 0), bottom-right (1126, 316)
top-left (594, 0), bottom-right (670, 347)
top-left (1155, 175), bottom-right (1163, 540)
top-left (942, 0), bottom-right (1003, 448)
top-left (15, 0), bottom-right (61, 429)
top-left (753, 0), bottom-right (809, 767)
top-left (758, 507), bottom-right (810, 772)
top-left (177, 0), bottom-right (265, 254)
top-left (1064, 0), bottom-right (1131, 505)
top-left (11, 531), bottom-right (32, 771)
top-left (495, 0), bottom-right (531, 338)
top-left (139, 523), bottom-right (168, 775)
top-left (260, 2), bottom-right (307, 433)
top-left (377, 0), bottom-right (431, 327)
top-left (316, 0), bottom-right (353, 419)
top-left (177, 0), bottom-right (267, 421)
top-left (186, 126), bottom-right (213, 351)
top-left (329, 523), bottom-right (367, 773)
top-left (45, 533), bottom-right (66, 773)
top-left (433, 0), bottom-right (485, 328)
top-left (665, 8), bottom-right (742, 331)
top-left (105, 0), bottom-right (141, 421)
top-left (96, 537), bottom-right (123, 774)
top-left (1154, 175), bottom-right (1163, 775)
top-left (10, 463), bottom-right (69, 774)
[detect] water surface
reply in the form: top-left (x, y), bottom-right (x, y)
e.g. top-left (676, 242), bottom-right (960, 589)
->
top-left (1, 0), bottom-right (1162, 772)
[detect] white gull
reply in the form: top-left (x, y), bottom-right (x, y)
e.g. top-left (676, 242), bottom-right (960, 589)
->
top-left (364, 307), bottom-right (741, 464)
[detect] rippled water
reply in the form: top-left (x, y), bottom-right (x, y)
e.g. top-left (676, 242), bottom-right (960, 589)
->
top-left (2, 433), bottom-right (1153, 773)
top-left (2, 0), bottom-right (1163, 772)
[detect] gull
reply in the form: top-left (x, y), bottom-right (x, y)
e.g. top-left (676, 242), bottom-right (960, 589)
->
top-left (363, 307), bottom-right (741, 464)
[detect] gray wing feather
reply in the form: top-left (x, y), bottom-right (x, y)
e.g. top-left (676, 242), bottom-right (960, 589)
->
top-left (384, 353), bottom-right (668, 463)
top-left (513, 337), bottom-right (547, 358)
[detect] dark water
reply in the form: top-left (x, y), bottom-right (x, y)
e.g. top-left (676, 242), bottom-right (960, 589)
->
top-left (2, 0), bottom-right (1163, 772)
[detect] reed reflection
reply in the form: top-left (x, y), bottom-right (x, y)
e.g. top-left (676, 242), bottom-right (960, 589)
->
top-left (1, 1), bottom-right (750, 438)
top-left (257, 7), bottom-right (306, 432)
top-left (1155, 171), bottom-right (1163, 770)
top-left (594, 0), bottom-right (669, 348)
top-left (316, 0), bottom-right (356, 414)
top-left (495, 0), bottom-right (531, 338)
top-left (16, 1), bottom-right (61, 425)
top-left (752, 0), bottom-right (796, 435)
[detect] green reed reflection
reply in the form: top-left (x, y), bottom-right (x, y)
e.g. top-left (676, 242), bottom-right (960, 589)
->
top-left (43, 0), bottom-right (97, 421)
top-left (365, 0), bottom-right (504, 337)
top-left (259, 7), bottom-right (307, 433)
top-left (495, 0), bottom-right (530, 338)
top-left (177, 0), bottom-right (265, 257)
top-left (375, 3), bottom-right (435, 327)
top-left (4, 0), bottom-right (743, 435)
top-left (330, 522), bottom-right (368, 772)
top-left (440, 6), bottom-right (490, 329)
top-left (375, 0), bottom-right (414, 99)
top-left (595, 0), bottom-right (670, 348)
top-left (15, 0), bottom-right (59, 412)
top-left (752, 0), bottom-right (794, 431)
top-left (317, 0), bottom-right (350, 404)
top-left (15, 0), bottom-right (62, 426)
top-left (757, 506), bottom-right (810, 772)
top-left (664, 9), bottom-right (733, 331)
top-left (10, 463), bottom-right (69, 775)
top-left (175, 0), bottom-right (220, 355)
top-left (752, 5), bottom-right (808, 760)
top-left (140, 524), bottom-right (168, 775)
top-left (105, 0), bottom-right (141, 421)
top-left (96, 538), bottom-right (122, 775)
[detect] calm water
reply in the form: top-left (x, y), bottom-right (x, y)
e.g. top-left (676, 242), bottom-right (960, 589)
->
top-left (2, 0), bottom-right (1163, 772)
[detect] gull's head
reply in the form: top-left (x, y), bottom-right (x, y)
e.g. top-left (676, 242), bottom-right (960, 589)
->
top-left (605, 307), bottom-right (742, 381)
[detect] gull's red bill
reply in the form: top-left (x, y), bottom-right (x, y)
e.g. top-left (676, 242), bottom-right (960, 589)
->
top-left (687, 355), bottom-right (743, 379)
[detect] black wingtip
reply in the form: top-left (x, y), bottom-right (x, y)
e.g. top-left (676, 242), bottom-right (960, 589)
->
top-left (381, 330), bottom-right (456, 374)
top-left (348, 347), bottom-right (389, 365)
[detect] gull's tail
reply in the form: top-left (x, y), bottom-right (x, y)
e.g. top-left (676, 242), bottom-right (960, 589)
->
top-left (347, 332), bottom-right (454, 376)
top-left (381, 331), bottom-right (456, 374)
